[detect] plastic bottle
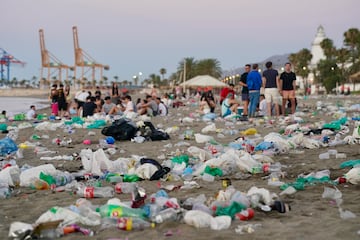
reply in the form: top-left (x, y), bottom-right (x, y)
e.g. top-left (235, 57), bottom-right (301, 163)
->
top-left (152, 208), bottom-right (180, 223)
top-left (142, 203), bottom-right (162, 219)
top-left (115, 182), bottom-right (137, 194)
top-left (30, 178), bottom-right (50, 190)
top-left (96, 204), bottom-right (147, 219)
top-left (117, 217), bottom-right (154, 230)
top-left (76, 186), bottom-right (114, 198)
top-left (54, 171), bottom-right (74, 186)
top-left (319, 152), bottom-right (330, 160)
top-left (123, 174), bottom-right (141, 182)
top-left (0, 181), bottom-right (10, 199)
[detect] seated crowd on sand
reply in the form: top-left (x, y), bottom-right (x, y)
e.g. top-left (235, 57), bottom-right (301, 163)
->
top-left (47, 84), bottom-right (172, 119)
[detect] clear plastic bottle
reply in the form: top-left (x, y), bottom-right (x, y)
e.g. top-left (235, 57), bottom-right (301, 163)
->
top-left (117, 217), bottom-right (154, 230)
top-left (54, 171), bottom-right (74, 186)
top-left (152, 208), bottom-right (180, 223)
top-left (76, 186), bottom-right (114, 198)
top-left (0, 181), bottom-right (10, 199)
top-left (115, 182), bottom-right (137, 194)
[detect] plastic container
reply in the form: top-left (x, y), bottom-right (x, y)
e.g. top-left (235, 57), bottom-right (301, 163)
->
top-left (152, 208), bottom-right (179, 223)
top-left (96, 204), bottom-right (147, 219)
top-left (115, 182), bottom-right (137, 194)
top-left (336, 153), bottom-right (347, 159)
top-left (319, 152), bottom-right (330, 160)
top-left (202, 173), bottom-right (215, 182)
top-left (123, 174), bottom-right (141, 182)
top-left (76, 186), bottom-right (114, 198)
top-left (0, 181), bottom-right (10, 199)
top-left (117, 217), bottom-right (154, 230)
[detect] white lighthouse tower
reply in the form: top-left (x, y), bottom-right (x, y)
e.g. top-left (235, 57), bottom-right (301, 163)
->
top-left (310, 25), bottom-right (326, 69)
top-left (307, 25), bottom-right (327, 93)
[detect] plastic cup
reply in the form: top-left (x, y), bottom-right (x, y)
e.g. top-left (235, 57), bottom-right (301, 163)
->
top-left (202, 173), bottom-right (215, 182)
top-left (319, 152), bottom-right (330, 160)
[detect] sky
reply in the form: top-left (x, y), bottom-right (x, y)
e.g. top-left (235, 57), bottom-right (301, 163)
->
top-left (1, 0), bottom-right (360, 83)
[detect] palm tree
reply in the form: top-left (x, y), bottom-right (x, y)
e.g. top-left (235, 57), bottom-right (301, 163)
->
top-left (343, 28), bottom-right (360, 76)
top-left (11, 77), bottom-right (18, 87)
top-left (320, 38), bottom-right (336, 59)
top-left (114, 76), bottom-right (119, 83)
top-left (159, 68), bottom-right (167, 80)
top-left (177, 57), bottom-right (197, 81)
top-left (102, 76), bottom-right (108, 87)
top-left (289, 48), bottom-right (312, 95)
top-left (195, 58), bottom-right (222, 78)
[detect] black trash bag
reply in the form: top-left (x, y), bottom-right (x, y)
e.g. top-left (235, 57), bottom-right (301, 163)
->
top-left (140, 158), bottom-right (162, 169)
top-left (150, 167), bottom-right (171, 181)
top-left (141, 121), bottom-right (170, 141)
top-left (101, 118), bottom-right (137, 141)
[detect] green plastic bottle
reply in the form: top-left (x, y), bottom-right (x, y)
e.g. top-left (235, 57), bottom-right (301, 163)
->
top-left (96, 204), bottom-right (147, 219)
top-left (123, 174), bottom-right (141, 182)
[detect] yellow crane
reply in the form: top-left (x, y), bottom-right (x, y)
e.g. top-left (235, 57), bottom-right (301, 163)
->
top-left (72, 26), bottom-right (109, 87)
top-left (39, 29), bottom-right (72, 86)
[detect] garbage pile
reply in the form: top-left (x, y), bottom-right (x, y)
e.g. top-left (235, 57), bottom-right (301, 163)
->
top-left (1, 98), bottom-right (360, 238)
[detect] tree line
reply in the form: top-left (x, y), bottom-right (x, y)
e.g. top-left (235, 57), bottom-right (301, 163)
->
top-left (289, 28), bottom-right (360, 93)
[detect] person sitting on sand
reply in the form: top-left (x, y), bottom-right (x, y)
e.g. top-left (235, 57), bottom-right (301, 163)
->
top-left (221, 93), bottom-right (239, 118)
top-left (155, 97), bottom-right (168, 116)
top-left (108, 98), bottom-right (125, 116)
top-left (0, 110), bottom-right (7, 120)
top-left (102, 96), bottom-right (116, 115)
top-left (26, 105), bottom-right (37, 120)
top-left (82, 96), bottom-right (98, 118)
top-left (139, 95), bottom-right (159, 116)
top-left (197, 94), bottom-right (215, 115)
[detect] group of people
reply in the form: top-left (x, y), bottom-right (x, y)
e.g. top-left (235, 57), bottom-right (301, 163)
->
top-left (48, 83), bottom-right (171, 119)
top-left (220, 61), bottom-right (297, 119)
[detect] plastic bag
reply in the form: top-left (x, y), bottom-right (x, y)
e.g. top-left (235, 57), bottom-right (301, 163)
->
top-left (0, 137), bottom-right (18, 156)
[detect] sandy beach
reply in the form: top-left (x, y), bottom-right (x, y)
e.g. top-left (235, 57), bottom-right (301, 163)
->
top-left (0, 93), bottom-right (359, 240)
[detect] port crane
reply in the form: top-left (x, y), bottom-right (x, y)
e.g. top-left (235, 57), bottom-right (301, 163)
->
top-left (72, 26), bottom-right (109, 87)
top-left (0, 48), bottom-right (26, 83)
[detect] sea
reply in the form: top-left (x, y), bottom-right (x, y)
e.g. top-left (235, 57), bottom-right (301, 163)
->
top-left (0, 97), bottom-right (49, 116)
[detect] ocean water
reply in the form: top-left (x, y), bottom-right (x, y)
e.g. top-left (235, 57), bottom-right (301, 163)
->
top-left (0, 97), bottom-right (49, 115)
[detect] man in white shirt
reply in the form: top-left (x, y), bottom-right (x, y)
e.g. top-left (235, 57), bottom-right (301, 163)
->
top-left (122, 95), bottom-right (135, 114)
top-left (26, 105), bottom-right (37, 120)
top-left (155, 97), bottom-right (168, 116)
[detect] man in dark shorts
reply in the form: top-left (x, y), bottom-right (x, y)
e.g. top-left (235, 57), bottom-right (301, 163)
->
top-left (279, 62), bottom-right (297, 115)
top-left (239, 64), bottom-right (251, 117)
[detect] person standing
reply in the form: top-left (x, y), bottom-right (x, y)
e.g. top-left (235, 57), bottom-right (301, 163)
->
top-left (57, 84), bottom-right (67, 118)
top-left (262, 61), bottom-right (281, 117)
top-left (50, 84), bottom-right (59, 116)
top-left (111, 82), bottom-right (120, 104)
top-left (247, 64), bottom-right (262, 118)
top-left (239, 64), bottom-right (251, 117)
top-left (279, 62), bottom-right (297, 115)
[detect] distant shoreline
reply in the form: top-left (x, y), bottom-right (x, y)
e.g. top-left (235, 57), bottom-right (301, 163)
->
top-left (0, 89), bottom-right (49, 98)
